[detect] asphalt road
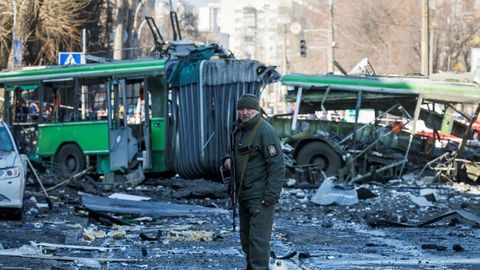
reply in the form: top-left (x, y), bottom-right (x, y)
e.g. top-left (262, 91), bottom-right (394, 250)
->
top-left (0, 176), bottom-right (479, 270)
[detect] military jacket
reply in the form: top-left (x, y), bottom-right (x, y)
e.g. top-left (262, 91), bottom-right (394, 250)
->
top-left (233, 114), bottom-right (285, 204)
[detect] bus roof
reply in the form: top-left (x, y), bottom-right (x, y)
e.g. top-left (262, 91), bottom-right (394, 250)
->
top-left (0, 58), bottom-right (166, 87)
top-left (281, 73), bottom-right (480, 104)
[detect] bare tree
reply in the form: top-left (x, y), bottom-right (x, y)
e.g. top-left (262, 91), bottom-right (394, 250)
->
top-left (334, 0), bottom-right (421, 75)
top-left (0, 0), bottom-right (92, 68)
top-left (430, 0), bottom-right (480, 72)
top-left (288, 0), bottom-right (421, 75)
top-left (176, 2), bottom-right (201, 40)
top-left (82, 0), bottom-right (111, 59)
top-left (155, 0), bottom-right (201, 42)
top-left (300, 0), bottom-right (480, 75)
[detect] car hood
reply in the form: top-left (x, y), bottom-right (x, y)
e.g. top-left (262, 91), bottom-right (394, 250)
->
top-left (0, 151), bottom-right (18, 168)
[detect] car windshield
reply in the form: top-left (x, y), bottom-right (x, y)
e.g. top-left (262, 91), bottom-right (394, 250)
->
top-left (0, 126), bottom-right (14, 152)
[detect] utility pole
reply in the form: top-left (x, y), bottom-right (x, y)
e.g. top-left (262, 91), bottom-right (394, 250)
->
top-left (283, 24), bottom-right (288, 74)
top-left (421, 0), bottom-right (430, 76)
top-left (81, 29), bottom-right (87, 120)
top-left (327, 0), bottom-right (335, 73)
top-left (10, 0), bottom-right (17, 69)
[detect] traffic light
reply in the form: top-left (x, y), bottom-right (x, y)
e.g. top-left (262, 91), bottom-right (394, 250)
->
top-left (300, 39), bottom-right (307, 57)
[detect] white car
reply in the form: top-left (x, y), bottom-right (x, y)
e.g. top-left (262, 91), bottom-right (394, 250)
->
top-left (0, 121), bottom-right (27, 219)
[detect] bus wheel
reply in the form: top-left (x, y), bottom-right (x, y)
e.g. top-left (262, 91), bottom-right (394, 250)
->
top-left (55, 144), bottom-right (86, 174)
top-left (296, 141), bottom-right (342, 176)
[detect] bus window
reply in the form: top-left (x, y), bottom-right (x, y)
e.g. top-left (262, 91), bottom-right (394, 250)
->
top-left (14, 93), bottom-right (29, 122)
top-left (93, 90), bottom-right (107, 120)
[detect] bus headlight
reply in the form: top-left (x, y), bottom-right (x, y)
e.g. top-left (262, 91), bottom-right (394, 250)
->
top-left (0, 167), bottom-right (21, 180)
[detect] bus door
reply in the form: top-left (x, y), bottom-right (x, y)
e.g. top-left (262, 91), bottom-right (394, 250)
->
top-left (142, 79), bottom-right (152, 170)
top-left (106, 79), bottom-right (138, 171)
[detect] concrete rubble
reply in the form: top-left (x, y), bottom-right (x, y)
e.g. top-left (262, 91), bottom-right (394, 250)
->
top-left (311, 177), bottom-right (359, 206)
top-left (0, 173), bottom-right (479, 269)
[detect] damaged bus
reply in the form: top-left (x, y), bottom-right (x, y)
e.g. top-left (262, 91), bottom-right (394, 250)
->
top-left (0, 43), bottom-right (279, 189)
top-left (276, 73), bottom-right (480, 184)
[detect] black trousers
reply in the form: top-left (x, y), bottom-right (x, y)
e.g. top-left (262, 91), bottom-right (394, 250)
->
top-left (239, 199), bottom-right (275, 270)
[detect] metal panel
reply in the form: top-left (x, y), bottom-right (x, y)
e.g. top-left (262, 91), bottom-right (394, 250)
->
top-left (109, 127), bottom-right (137, 171)
top-left (281, 74), bottom-right (480, 104)
top-left (166, 59), bottom-right (279, 179)
top-left (37, 121), bottom-right (109, 156)
top-left (109, 128), bottom-right (129, 171)
top-left (0, 59), bottom-right (166, 85)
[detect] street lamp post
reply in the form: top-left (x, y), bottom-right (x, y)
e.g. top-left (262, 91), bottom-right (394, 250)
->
top-left (327, 0), bottom-right (335, 73)
top-left (421, 0), bottom-right (430, 76)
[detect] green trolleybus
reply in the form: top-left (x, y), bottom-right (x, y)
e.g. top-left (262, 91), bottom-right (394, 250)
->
top-left (0, 43), bottom-right (279, 189)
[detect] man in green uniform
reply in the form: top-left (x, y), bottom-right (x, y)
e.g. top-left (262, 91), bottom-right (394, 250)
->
top-left (223, 94), bottom-right (285, 270)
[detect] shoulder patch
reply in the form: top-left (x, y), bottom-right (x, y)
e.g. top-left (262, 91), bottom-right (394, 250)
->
top-left (266, 144), bottom-right (278, 157)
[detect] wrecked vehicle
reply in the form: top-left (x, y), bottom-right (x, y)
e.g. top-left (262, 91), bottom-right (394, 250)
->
top-left (0, 30), bottom-right (279, 190)
top-left (0, 121), bottom-right (27, 218)
top-left (276, 73), bottom-right (480, 183)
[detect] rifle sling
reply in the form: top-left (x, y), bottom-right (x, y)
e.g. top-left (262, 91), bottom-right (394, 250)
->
top-left (236, 118), bottom-right (262, 200)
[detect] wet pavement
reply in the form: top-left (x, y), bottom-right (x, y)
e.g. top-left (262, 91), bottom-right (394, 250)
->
top-left (0, 176), bottom-right (479, 269)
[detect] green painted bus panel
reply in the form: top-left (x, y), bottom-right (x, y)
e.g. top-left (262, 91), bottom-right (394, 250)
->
top-left (150, 151), bottom-right (167, 172)
top-left (1, 59), bottom-right (169, 172)
top-left (148, 77), bottom-right (165, 118)
top-left (151, 117), bottom-right (165, 151)
top-left (0, 59), bottom-right (166, 86)
top-left (37, 119), bottom-right (167, 172)
top-left (281, 74), bottom-right (480, 104)
top-left (38, 121), bottom-right (109, 156)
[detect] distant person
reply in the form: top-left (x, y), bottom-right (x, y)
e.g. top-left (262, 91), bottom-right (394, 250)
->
top-left (134, 87), bottom-right (147, 123)
top-left (30, 102), bottom-right (39, 114)
top-left (15, 99), bottom-right (28, 122)
top-left (43, 104), bottom-right (54, 121)
top-left (93, 91), bottom-right (107, 120)
top-left (223, 94), bottom-right (285, 270)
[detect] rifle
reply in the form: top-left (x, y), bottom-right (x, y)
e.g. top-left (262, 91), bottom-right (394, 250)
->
top-left (220, 127), bottom-right (238, 232)
top-left (229, 128), bottom-right (237, 232)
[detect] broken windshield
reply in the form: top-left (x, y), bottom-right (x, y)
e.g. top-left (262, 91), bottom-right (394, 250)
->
top-left (0, 127), bottom-right (14, 152)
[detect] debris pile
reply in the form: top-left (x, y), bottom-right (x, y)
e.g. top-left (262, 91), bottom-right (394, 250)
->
top-left (0, 170), bottom-right (478, 269)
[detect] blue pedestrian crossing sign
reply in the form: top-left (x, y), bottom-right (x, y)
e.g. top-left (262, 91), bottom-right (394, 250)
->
top-left (59, 52), bottom-right (85, 65)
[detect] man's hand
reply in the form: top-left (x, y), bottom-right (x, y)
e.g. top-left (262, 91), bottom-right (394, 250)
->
top-left (223, 158), bottom-right (231, 171)
top-left (261, 197), bottom-right (275, 207)
top-left (261, 200), bottom-right (269, 207)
